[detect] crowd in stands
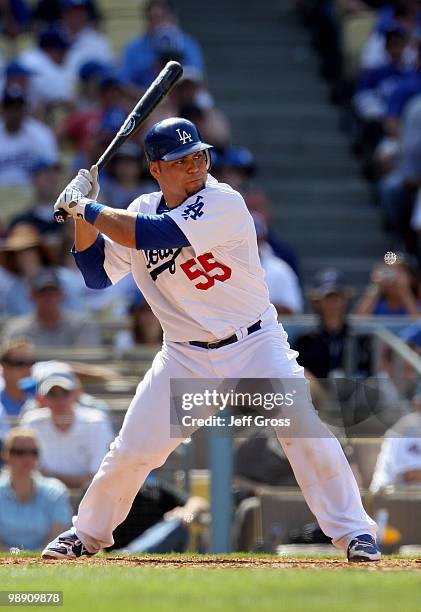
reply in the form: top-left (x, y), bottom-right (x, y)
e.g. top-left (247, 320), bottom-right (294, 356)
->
top-left (298, 0), bottom-right (421, 263)
top-left (0, 0), bottom-right (420, 552)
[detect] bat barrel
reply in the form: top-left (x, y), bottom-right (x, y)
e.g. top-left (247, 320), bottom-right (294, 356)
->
top-left (54, 61), bottom-right (183, 223)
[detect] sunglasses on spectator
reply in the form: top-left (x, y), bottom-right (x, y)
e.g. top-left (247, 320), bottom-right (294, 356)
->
top-left (9, 448), bottom-right (39, 457)
top-left (2, 358), bottom-right (35, 368)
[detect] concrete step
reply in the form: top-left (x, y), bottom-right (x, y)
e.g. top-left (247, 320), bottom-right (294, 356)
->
top-left (203, 46), bottom-right (314, 63)
top-left (191, 27), bottom-right (309, 43)
top-left (212, 82), bottom-right (330, 103)
top-left (273, 206), bottom-right (378, 224)
top-left (287, 238), bottom-right (387, 259)
top-left (275, 214), bottom-right (380, 231)
top-left (253, 179), bottom-right (369, 203)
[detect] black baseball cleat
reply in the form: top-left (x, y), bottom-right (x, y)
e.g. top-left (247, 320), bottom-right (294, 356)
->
top-left (347, 534), bottom-right (381, 562)
top-left (42, 529), bottom-right (96, 560)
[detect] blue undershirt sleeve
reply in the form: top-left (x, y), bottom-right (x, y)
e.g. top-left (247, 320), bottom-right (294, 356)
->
top-left (135, 213), bottom-right (191, 250)
top-left (71, 234), bottom-right (112, 289)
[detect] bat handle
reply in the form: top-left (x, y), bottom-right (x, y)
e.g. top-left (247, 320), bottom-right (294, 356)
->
top-left (54, 208), bottom-right (69, 223)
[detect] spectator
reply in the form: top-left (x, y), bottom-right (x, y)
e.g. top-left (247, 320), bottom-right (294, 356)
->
top-left (59, 69), bottom-right (130, 168)
top-left (0, 339), bottom-right (34, 440)
top-left (61, 0), bottom-right (113, 82)
top-left (399, 323), bottom-right (421, 357)
top-left (1, 268), bottom-right (100, 347)
top-left (361, 1), bottom-right (420, 71)
top-left (293, 268), bottom-right (354, 378)
top-left (235, 428), bottom-right (296, 487)
top-left (245, 190), bottom-right (301, 278)
top-left (355, 27), bottom-right (409, 122)
top-left (384, 41), bottom-right (421, 138)
top-left (253, 213), bottom-right (303, 314)
top-left (18, 25), bottom-right (74, 113)
top-left (114, 290), bottom-right (162, 356)
top-left (212, 146), bottom-right (256, 193)
top-left (171, 66), bottom-right (210, 113)
top-left (0, 84), bottom-right (58, 186)
top-left (352, 26), bottom-right (411, 159)
top-left (32, 0), bottom-right (64, 26)
top-left (370, 384), bottom-right (421, 492)
top-left (396, 325), bottom-right (421, 394)
top-left (379, 94), bottom-right (421, 253)
top-left (21, 360), bottom-right (111, 415)
top-left (1, 61), bottom-right (33, 105)
top-left (0, 0), bottom-right (31, 39)
top-left (57, 60), bottom-right (112, 154)
top-left (354, 259), bottom-right (420, 315)
top-left (0, 224), bottom-right (84, 316)
top-left (108, 475), bottom-right (208, 553)
top-left (100, 143), bottom-right (156, 210)
top-left (176, 69), bottom-right (231, 150)
top-left (21, 366), bottom-right (114, 489)
top-left (0, 427), bottom-right (72, 551)
top-left (8, 160), bottom-right (64, 242)
top-left (120, 0), bottom-right (204, 90)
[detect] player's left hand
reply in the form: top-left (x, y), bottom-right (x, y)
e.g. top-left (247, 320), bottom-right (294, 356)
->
top-left (53, 185), bottom-right (89, 220)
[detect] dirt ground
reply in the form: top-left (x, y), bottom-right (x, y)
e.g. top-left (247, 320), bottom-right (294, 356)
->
top-left (1, 556), bottom-right (420, 570)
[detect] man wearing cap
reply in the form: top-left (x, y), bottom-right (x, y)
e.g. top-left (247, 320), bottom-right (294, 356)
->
top-left (293, 268), bottom-right (354, 379)
top-left (21, 364), bottom-right (114, 489)
top-left (43, 117), bottom-right (381, 562)
top-left (3, 61), bottom-right (33, 103)
top-left (0, 85), bottom-right (58, 186)
top-left (1, 268), bottom-right (100, 347)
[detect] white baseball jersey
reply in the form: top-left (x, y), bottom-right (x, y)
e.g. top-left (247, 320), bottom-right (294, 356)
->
top-left (103, 175), bottom-right (275, 342)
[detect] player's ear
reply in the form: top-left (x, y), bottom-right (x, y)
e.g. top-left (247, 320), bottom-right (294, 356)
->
top-left (149, 161), bottom-right (160, 181)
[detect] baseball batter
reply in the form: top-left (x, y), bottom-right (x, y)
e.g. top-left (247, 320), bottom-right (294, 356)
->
top-left (42, 118), bottom-right (380, 562)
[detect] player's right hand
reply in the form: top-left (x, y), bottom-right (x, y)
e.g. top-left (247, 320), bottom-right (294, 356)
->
top-left (69, 165), bottom-right (100, 200)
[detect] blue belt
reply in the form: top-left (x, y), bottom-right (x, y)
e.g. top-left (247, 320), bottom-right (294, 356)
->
top-left (189, 320), bottom-right (262, 350)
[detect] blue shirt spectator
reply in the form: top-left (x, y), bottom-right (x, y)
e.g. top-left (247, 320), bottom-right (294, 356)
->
top-left (0, 389), bottom-right (24, 417)
top-left (0, 471), bottom-right (72, 550)
top-left (0, 339), bottom-right (34, 439)
top-left (375, 4), bottom-right (421, 35)
top-left (354, 63), bottom-right (411, 120)
top-left (0, 428), bottom-right (72, 551)
top-left (120, 0), bottom-right (204, 89)
top-left (386, 72), bottom-right (421, 119)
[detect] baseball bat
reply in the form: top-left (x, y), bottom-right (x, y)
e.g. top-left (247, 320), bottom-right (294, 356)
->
top-left (54, 60), bottom-right (183, 223)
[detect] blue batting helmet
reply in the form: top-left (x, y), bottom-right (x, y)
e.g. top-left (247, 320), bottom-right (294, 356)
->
top-left (144, 117), bottom-right (213, 167)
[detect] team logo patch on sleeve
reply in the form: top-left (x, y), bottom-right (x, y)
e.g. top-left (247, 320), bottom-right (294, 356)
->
top-left (182, 195), bottom-right (204, 220)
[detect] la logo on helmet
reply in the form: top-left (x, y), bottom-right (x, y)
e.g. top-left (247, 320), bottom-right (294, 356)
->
top-left (176, 129), bottom-right (193, 145)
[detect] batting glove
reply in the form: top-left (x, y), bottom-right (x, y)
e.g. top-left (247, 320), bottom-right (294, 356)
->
top-left (53, 186), bottom-right (91, 220)
top-left (69, 165), bottom-right (100, 200)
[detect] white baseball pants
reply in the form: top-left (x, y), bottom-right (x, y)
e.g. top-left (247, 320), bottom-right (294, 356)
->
top-left (74, 320), bottom-right (377, 552)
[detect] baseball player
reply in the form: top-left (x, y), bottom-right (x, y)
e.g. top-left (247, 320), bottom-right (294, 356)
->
top-left (42, 118), bottom-right (380, 562)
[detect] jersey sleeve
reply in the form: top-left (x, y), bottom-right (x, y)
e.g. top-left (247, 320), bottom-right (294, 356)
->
top-left (168, 187), bottom-right (251, 254)
top-left (103, 235), bottom-right (132, 285)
